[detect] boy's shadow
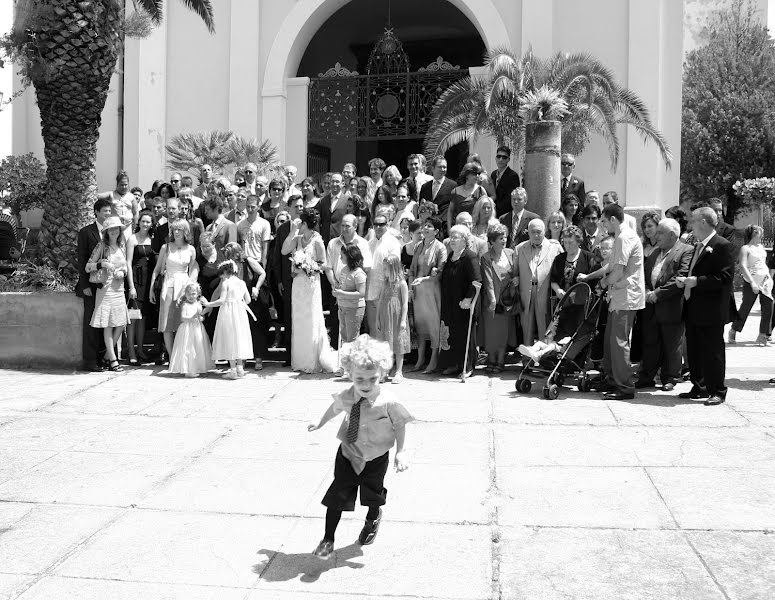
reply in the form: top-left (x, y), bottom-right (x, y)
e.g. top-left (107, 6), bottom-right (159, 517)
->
top-left (253, 543), bottom-right (364, 583)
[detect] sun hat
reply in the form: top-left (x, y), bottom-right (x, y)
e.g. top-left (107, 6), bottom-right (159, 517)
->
top-left (102, 216), bottom-right (123, 230)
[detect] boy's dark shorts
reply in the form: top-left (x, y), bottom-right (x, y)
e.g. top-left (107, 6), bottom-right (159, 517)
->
top-left (322, 446), bottom-right (389, 511)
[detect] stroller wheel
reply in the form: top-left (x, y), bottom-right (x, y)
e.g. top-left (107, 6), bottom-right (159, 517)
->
top-left (578, 376), bottom-right (590, 393)
top-left (553, 372), bottom-right (565, 387)
top-left (515, 378), bottom-right (532, 393)
top-left (546, 384), bottom-right (560, 400)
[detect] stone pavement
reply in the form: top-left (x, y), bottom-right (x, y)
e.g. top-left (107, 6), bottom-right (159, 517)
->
top-left (0, 315), bottom-right (774, 599)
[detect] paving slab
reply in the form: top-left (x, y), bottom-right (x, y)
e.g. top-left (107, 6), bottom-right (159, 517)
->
top-left (0, 504), bottom-right (119, 574)
top-left (498, 527), bottom-right (723, 600)
top-left (254, 519), bottom-right (492, 599)
top-left (0, 575), bottom-right (36, 600)
top-left (648, 467), bottom-right (775, 530)
top-left (209, 420), bottom-right (340, 461)
top-left (605, 395), bottom-right (750, 427)
top-left (14, 577), bottom-right (250, 600)
top-left (740, 412), bottom-right (775, 427)
top-left (404, 422), bottom-right (490, 465)
top-left (0, 449), bottom-right (58, 485)
top-left (0, 416), bottom-right (110, 451)
top-left (493, 396), bottom-right (618, 426)
top-left (54, 511), bottom-right (296, 588)
top-left (140, 457), bottom-right (332, 516)
top-left (0, 451), bottom-right (185, 505)
top-left (497, 466), bottom-right (676, 528)
top-left (687, 531), bottom-right (775, 600)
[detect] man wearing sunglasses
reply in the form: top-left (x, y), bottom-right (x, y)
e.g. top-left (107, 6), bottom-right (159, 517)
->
top-left (491, 146), bottom-right (521, 217)
top-left (560, 153), bottom-right (586, 204)
top-left (243, 162), bottom-right (258, 195)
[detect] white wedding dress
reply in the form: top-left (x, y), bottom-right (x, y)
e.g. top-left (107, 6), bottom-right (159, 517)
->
top-left (291, 234), bottom-right (338, 373)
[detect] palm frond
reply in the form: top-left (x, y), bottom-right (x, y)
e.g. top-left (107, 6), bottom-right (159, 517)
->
top-left (135, 0), bottom-right (163, 24)
top-left (427, 77), bottom-right (488, 127)
top-left (616, 115), bottom-right (673, 169)
top-left (136, 0), bottom-right (215, 32)
top-left (222, 137), bottom-right (279, 172)
top-left (165, 130), bottom-right (234, 175)
top-left (567, 102), bottom-right (620, 169)
top-left (520, 85), bottom-right (569, 122)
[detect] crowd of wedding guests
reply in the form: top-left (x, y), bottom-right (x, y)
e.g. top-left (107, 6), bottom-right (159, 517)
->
top-left (76, 149), bottom-right (775, 398)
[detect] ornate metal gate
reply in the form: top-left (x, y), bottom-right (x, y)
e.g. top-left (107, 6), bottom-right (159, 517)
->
top-left (308, 28), bottom-right (467, 144)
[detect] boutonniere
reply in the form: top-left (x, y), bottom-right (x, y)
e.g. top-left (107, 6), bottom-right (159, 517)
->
top-left (705, 246), bottom-right (714, 254)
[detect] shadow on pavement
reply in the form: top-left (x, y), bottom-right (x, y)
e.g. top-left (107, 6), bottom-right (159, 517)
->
top-left (254, 543), bottom-right (364, 583)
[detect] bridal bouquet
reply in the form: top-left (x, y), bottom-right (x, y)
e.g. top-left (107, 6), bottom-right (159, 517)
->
top-left (290, 249), bottom-right (322, 277)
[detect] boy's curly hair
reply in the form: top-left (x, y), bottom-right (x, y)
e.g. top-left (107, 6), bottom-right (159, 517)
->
top-left (340, 334), bottom-right (394, 373)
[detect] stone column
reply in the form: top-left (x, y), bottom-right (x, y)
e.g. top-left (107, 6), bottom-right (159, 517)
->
top-left (261, 89), bottom-right (287, 164)
top-left (523, 121), bottom-right (561, 219)
top-left (286, 77), bottom-right (310, 178)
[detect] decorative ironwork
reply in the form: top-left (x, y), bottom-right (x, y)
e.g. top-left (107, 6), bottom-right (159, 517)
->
top-left (308, 27), bottom-right (466, 142)
top-left (419, 56), bottom-right (461, 72)
top-left (366, 28), bottom-right (410, 74)
top-left (318, 62), bottom-right (359, 78)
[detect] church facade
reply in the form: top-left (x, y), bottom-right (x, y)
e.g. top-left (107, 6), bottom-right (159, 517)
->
top-left (10, 0), bottom-right (684, 217)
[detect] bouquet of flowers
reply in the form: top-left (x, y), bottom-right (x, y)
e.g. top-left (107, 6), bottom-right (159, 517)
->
top-left (290, 249), bottom-right (322, 277)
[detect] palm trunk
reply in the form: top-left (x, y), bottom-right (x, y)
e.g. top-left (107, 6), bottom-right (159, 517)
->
top-left (27, 0), bottom-right (122, 277)
top-left (523, 121), bottom-right (561, 219)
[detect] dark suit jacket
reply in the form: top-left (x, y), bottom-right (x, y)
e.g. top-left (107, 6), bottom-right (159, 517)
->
top-left (76, 222), bottom-right (101, 297)
top-left (499, 209), bottom-right (540, 249)
top-left (684, 233), bottom-right (735, 326)
top-left (419, 178), bottom-right (457, 224)
top-left (716, 221), bottom-right (742, 256)
top-left (560, 175), bottom-right (586, 203)
top-left (490, 166), bottom-right (521, 217)
top-left (271, 220), bottom-right (294, 293)
top-left (644, 241), bottom-right (692, 324)
top-left (318, 192), bottom-right (350, 246)
top-left (152, 222), bottom-right (169, 255)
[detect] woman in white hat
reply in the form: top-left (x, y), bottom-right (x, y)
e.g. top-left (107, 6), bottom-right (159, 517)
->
top-left (85, 216), bottom-right (130, 371)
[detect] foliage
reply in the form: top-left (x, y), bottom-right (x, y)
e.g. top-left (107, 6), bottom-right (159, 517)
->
top-left (680, 0), bottom-right (775, 221)
top-left (424, 47), bottom-right (672, 171)
top-left (165, 131), bottom-right (280, 179)
top-left (0, 260), bottom-right (74, 293)
top-left (0, 153), bottom-right (46, 221)
top-left (732, 177), bottom-right (775, 208)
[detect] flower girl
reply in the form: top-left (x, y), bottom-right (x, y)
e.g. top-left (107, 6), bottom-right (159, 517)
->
top-left (201, 260), bottom-right (255, 379)
top-left (168, 282), bottom-right (214, 377)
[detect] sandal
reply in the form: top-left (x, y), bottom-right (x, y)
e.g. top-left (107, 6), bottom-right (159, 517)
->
top-left (108, 359), bottom-right (122, 372)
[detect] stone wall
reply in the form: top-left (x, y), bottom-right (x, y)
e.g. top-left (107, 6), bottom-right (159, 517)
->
top-left (0, 292), bottom-right (82, 368)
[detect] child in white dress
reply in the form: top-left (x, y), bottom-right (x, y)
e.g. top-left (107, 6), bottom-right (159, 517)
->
top-left (168, 282), bottom-right (214, 377)
top-left (202, 260), bottom-right (255, 379)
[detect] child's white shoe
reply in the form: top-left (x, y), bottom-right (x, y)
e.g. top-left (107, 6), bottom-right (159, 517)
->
top-left (185, 373), bottom-right (199, 378)
top-left (236, 366), bottom-right (245, 377)
top-left (392, 373), bottom-right (404, 384)
top-left (222, 369), bottom-right (239, 380)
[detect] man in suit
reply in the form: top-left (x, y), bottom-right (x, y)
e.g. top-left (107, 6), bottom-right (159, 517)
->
top-left (512, 219), bottom-right (562, 345)
top-left (676, 207), bottom-right (735, 405)
top-left (600, 203), bottom-right (645, 400)
top-left (635, 218), bottom-right (693, 391)
top-left (226, 188), bottom-right (248, 224)
top-left (76, 198), bottom-right (113, 371)
top-left (499, 187), bottom-right (540, 250)
top-left (318, 172), bottom-right (350, 246)
top-left (194, 164), bottom-right (213, 200)
top-left (491, 145), bottom-right (521, 217)
top-left (203, 197), bottom-right (238, 263)
top-left (272, 196), bottom-right (304, 364)
top-left (709, 197), bottom-right (743, 326)
top-left (403, 153), bottom-right (432, 202)
top-left (151, 198), bottom-right (181, 254)
top-left (419, 156), bottom-right (456, 229)
top-left (560, 153), bottom-right (586, 203)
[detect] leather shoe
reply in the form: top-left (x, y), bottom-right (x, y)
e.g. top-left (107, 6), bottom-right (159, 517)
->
top-left (603, 391), bottom-right (635, 400)
top-left (678, 387), bottom-right (708, 399)
top-left (662, 382), bottom-right (675, 392)
top-left (704, 395), bottom-right (725, 406)
top-left (634, 379), bottom-right (655, 389)
top-left (80, 362), bottom-right (104, 372)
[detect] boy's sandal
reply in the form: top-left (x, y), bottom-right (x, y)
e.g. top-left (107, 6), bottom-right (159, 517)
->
top-left (312, 539), bottom-right (334, 559)
top-left (108, 360), bottom-right (122, 372)
top-left (358, 508), bottom-right (382, 545)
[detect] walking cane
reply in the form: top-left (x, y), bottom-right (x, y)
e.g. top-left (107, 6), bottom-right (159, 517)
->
top-left (461, 281), bottom-right (482, 383)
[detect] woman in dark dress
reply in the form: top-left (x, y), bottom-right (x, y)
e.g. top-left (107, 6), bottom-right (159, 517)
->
top-left (447, 162), bottom-right (486, 232)
top-left (549, 226), bottom-right (596, 340)
top-left (438, 225), bottom-right (482, 377)
top-left (197, 231), bottom-right (221, 340)
top-left (125, 209), bottom-right (156, 363)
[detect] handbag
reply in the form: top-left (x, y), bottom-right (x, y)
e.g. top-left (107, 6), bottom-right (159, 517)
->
top-left (497, 278), bottom-right (520, 314)
top-left (88, 242), bottom-right (109, 287)
top-left (127, 298), bottom-right (142, 321)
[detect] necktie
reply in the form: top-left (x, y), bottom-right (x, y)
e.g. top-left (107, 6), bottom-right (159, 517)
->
top-left (432, 180), bottom-right (440, 200)
top-left (346, 398), bottom-right (363, 443)
top-left (684, 242), bottom-right (703, 300)
top-left (510, 218), bottom-right (518, 248)
top-left (561, 178), bottom-right (568, 195)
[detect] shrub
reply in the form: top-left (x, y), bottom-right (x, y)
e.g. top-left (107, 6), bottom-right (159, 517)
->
top-left (0, 153), bottom-right (46, 225)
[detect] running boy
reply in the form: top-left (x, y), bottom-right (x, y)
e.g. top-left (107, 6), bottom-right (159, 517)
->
top-left (307, 334), bottom-right (414, 559)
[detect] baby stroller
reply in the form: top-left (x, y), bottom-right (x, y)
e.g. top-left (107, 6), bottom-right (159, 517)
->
top-left (514, 282), bottom-right (603, 399)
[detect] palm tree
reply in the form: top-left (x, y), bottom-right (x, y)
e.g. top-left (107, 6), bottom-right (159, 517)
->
top-left (3, 0), bottom-right (214, 276)
top-left (424, 47), bottom-right (672, 197)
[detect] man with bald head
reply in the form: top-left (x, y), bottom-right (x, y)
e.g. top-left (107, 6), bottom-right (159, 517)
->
top-left (325, 214), bottom-right (373, 348)
top-left (636, 218), bottom-right (693, 391)
top-left (512, 218), bottom-right (562, 345)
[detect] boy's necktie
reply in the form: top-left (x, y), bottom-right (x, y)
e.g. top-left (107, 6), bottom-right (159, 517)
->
top-left (347, 398), bottom-right (363, 443)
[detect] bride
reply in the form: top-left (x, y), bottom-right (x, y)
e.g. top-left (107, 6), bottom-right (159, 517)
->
top-left (281, 208), bottom-right (337, 373)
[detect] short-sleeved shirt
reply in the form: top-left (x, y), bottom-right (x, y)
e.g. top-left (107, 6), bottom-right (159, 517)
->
top-left (609, 225), bottom-right (645, 311)
top-left (338, 267), bottom-right (367, 308)
top-left (332, 386), bottom-right (414, 474)
top-left (328, 234), bottom-right (373, 284)
top-left (237, 216), bottom-right (271, 262)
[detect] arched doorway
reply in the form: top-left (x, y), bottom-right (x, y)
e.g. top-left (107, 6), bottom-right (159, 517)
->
top-left (297, 0), bottom-right (486, 178)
